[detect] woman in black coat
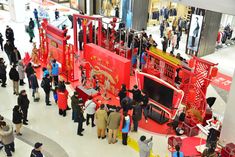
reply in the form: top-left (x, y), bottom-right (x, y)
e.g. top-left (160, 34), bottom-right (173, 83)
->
top-left (12, 105), bottom-right (23, 135)
top-left (25, 63), bottom-right (35, 88)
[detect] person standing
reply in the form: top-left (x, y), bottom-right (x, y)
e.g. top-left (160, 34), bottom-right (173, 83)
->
top-left (0, 123), bottom-right (15, 157)
top-left (33, 9), bottom-right (39, 27)
top-left (175, 30), bottom-right (181, 50)
top-left (107, 107), bottom-right (121, 144)
top-left (30, 72), bottom-right (39, 101)
top-left (27, 22), bottom-right (35, 43)
top-left (4, 40), bottom-right (14, 65)
top-left (159, 22), bottom-right (165, 38)
top-left (9, 65), bottom-right (19, 95)
top-left (128, 85), bottom-right (142, 103)
top-left (84, 96), bottom-right (96, 127)
top-left (30, 142), bottom-right (43, 157)
top-left (57, 88), bottom-right (69, 117)
top-left (5, 26), bottom-right (14, 46)
top-left (141, 90), bottom-right (149, 123)
top-left (18, 90), bottom-right (30, 125)
top-left (132, 102), bottom-right (142, 132)
top-left (121, 112), bottom-right (131, 146)
top-left (55, 8), bottom-right (59, 20)
top-left (51, 59), bottom-right (59, 86)
top-left (95, 104), bottom-right (108, 139)
top-left (0, 58), bottom-right (7, 87)
top-left (11, 47), bottom-right (21, 65)
top-left (0, 32), bottom-right (4, 51)
top-left (162, 36), bottom-right (168, 52)
top-left (173, 145), bottom-right (184, 157)
top-left (71, 92), bottom-right (80, 122)
top-left (18, 61), bottom-right (25, 86)
top-left (77, 99), bottom-right (85, 136)
top-left (118, 84), bottom-right (127, 105)
top-left (41, 74), bottom-right (51, 106)
top-left (138, 135), bottom-right (153, 157)
top-left (12, 105), bottom-right (23, 136)
top-left (78, 29), bottom-right (83, 51)
top-left (25, 62), bottom-right (35, 88)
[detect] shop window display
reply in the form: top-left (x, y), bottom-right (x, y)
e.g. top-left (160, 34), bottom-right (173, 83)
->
top-left (101, 0), bottom-right (120, 17)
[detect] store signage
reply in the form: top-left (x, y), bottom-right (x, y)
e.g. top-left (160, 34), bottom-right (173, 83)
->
top-left (211, 72), bottom-right (232, 91)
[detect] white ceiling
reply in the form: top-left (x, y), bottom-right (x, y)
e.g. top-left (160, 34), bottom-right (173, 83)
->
top-left (172, 0), bottom-right (235, 15)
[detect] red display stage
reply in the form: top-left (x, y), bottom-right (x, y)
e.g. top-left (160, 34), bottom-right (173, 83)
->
top-left (84, 43), bottom-right (131, 95)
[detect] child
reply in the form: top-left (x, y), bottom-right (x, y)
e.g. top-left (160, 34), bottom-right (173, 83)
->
top-left (53, 87), bottom-right (58, 104)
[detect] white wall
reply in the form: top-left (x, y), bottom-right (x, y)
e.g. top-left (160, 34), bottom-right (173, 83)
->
top-left (220, 70), bottom-right (235, 144)
top-left (172, 0), bottom-right (235, 16)
top-left (8, 0), bottom-right (26, 22)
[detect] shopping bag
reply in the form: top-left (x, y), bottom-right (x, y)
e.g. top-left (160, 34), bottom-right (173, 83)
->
top-left (34, 91), bottom-right (40, 102)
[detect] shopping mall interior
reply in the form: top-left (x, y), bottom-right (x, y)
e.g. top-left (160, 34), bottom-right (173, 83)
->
top-left (0, 0), bottom-right (235, 157)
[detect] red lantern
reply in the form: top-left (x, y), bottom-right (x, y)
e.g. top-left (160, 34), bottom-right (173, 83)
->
top-left (178, 70), bottom-right (184, 78)
top-left (189, 59), bottom-right (195, 68)
top-left (188, 89), bottom-right (196, 102)
top-left (191, 76), bottom-right (197, 84)
top-left (211, 67), bottom-right (218, 77)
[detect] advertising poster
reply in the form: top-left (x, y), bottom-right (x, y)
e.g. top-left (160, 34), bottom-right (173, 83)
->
top-left (187, 14), bottom-right (203, 52)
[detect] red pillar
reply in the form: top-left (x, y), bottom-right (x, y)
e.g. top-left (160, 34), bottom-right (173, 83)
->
top-left (73, 14), bottom-right (78, 53)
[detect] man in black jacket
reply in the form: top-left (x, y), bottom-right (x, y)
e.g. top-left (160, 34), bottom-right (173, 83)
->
top-left (41, 74), bottom-right (51, 106)
top-left (5, 26), bottom-right (14, 46)
top-left (11, 47), bottom-right (21, 65)
top-left (9, 65), bottom-right (19, 95)
top-left (77, 99), bottom-right (85, 136)
top-left (25, 63), bottom-right (35, 88)
top-left (128, 85), bottom-right (142, 103)
top-left (0, 58), bottom-right (7, 87)
top-left (78, 30), bottom-right (83, 51)
top-left (132, 101), bottom-right (142, 132)
top-left (18, 90), bottom-right (30, 125)
top-left (4, 40), bottom-right (14, 65)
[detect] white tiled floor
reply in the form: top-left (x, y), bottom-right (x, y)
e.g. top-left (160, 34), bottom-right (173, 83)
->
top-left (0, 1), bottom-right (235, 157)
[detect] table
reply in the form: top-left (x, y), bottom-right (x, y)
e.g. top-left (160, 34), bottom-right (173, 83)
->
top-left (75, 85), bottom-right (98, 102)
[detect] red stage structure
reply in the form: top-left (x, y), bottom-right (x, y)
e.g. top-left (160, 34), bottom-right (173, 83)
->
top-left (39, 19), bottom-right (75, 81)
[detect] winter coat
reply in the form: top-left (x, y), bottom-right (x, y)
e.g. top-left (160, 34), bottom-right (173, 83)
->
top-left (11, 50), bottom-right (21, 65)
top-left (42, 77), bottom-right (51, 93)
top-left (84, 100), bottom-right (96, 115)
top-left (120, 115), bottom-right (132, 133)
top-left (57, 90), bottom-right (69, 110)
top-left (118, 89), bottom-right (127, 102)
top-left (12, 110), bottom-right (23, 124)
top-left (25, 65), bottom-right (34, 78)
top-left (18, 63), bottom-right (25, 80)
top-left (51, 62), bottom-right (59, 76)
top-left (4, 43), bottom-right (14, 56)
top-left (30, 74), bottom-right (39, 89)
top-left (0, 124), bottom-right (14, 145)
top-left (0, 63), bottom-right (6, 77)
top-left (29, 20), bottom-right (35, 29)
top-left (95, 109), bottom-right (108, 129)
top-left (129, 89), bottom-right (142, 102)
top-left (9, 68), bottom-right (19, 81)
top-left (71, 95), bottom-right (80, 112)
top-left (28, 28), bottom-right (35, 38)
top-left (107, 111), bottom-right (121, 130)
top-left (78, 30), bottom-right (83, 42)
top-left (17, 94), bottom-right (30, 110)
top-left (132, 104), bottom-right (142, 121)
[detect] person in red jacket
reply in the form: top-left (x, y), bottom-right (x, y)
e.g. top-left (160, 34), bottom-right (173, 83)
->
top-left (57, 88), bottom-right (69, 117)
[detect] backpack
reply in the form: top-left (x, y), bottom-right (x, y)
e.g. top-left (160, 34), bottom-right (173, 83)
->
top-left (40, 79), bottom-right (45, 88)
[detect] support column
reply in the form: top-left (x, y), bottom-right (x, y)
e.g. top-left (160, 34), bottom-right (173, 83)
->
top-left (8, 0), bottom-right (26, 22)
top-left (197, 11), bottom-right (222, 57)
top-left (220, 70), bottom-right (235, 144)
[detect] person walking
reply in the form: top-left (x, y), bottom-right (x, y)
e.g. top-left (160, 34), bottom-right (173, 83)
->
top-left (17, 90), bottom-right (30, 125)
top-left (84, 96), bottom-right (96, 127)
top-left (71, 92), bottom-right (80, 122)
top-left (107, 107), bottom-right (121, 144)
top-left (160, 22), bottom-right (165, 38)
top-left (4, 40), bottom-right (14, 65)
top-left (0, 58), bottom-right (7, 87)
top-left (95, 104), bottom-right (108, 139)
top-left (0, 32), bottom-right (4, 51)
top-left (18, 61), bottom-right (25, 86)
top-left (0, 123), bottom-right (15, 157)
top-left (9, 65), bottom-right (19, 95)
top-left (121, 112), bottom-right (131, 146)
top-left (138, 135), bottom-right (153, 157)
top-left (5, 26), bottom-right (14, 46)
top-left (33, 9), bottom-right (39, 27)
top-left (162, 36), bottom-right (168, 52)
top-left (77, 99), bottom-right (85, 136)
top-left (55, 8), bottom-right (59, 20)
top-left (57, 88), bottom-right (69, 117)
top-left (30, 142), bottom-right (43, 157)
top-left (12, 105), bottom-right (23, 136)
top-left (30, 72), bottom-right (39, 101)
top-left (132, 101), bottom-right (142, 132)
top-left (175, 30), bottom-right (181, 50)
top-left (141, 90), bottom-right (149, 123)
top-left (41, 74), bottom-right (51, 106)
top-left (25, 62), bottom-right (35, 88)
top-left (51, 59), bottom-right (59, 86)
top-left (27, 25), bottom-right (35, 43)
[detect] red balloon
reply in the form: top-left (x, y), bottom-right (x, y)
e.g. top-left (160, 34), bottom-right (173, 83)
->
top-left (211, 67), bottom-right (218, 77)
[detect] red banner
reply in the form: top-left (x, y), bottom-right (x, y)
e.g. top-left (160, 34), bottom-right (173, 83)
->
top-left (84, 44), bottom-right (131, 95)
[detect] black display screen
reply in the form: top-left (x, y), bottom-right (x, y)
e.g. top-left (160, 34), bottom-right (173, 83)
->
top-left (143, 76), bottom-right (174, 109)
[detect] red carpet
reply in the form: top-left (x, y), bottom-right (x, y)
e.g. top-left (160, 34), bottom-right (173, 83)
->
top-left (181, 137), bottom-right (206, 156)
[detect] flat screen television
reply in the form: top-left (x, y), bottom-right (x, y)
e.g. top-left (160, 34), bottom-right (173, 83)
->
top-left (143, 76), bottom-right (174, 109)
